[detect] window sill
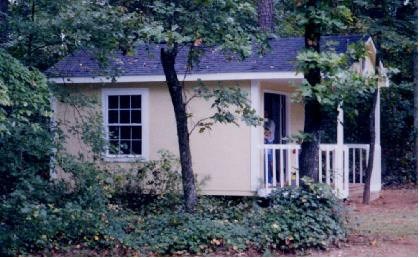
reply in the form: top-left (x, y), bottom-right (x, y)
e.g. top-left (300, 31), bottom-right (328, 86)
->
top-left (102, 155), bottom-right (147, 163)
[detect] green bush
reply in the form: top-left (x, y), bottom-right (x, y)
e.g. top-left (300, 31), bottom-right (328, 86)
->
top-left (0, 50), bottom-right (53, 197)
top-left (111, 150), bottom-right (183, 214)
top-left (132, 210), bottom-right (250, 255)
top-left (0, 156), bottom-right (123, 256)
top-left (253, 177), bottom-right (348, 251)
top-left (125, 179), bottom-right (347, 255)
top-left (196, 195), bottom-right (258, 221)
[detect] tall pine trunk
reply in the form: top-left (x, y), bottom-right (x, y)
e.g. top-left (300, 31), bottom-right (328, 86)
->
top-left (363, 90), bottom-right (378, 204)
top-left (257, 0), bottom-right (274, 32)
top-left (0, 0), bottom-right (8, 44)
top-left (413, 5), bottom-right (418, 183)
top-left (160, 46), bottom-right (197, 212)
top-left (299, 0), bottom-right (322, 181)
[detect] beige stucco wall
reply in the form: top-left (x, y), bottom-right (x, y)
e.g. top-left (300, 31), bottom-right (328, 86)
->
top-left (54, 79), bottom-right (303, 196)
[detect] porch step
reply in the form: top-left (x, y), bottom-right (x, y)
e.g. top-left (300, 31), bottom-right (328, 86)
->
top-left (349, 183), bottom-right (365, 195)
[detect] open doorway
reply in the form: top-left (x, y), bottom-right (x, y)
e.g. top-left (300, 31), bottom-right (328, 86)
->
top-left (264, 92), bottom-right (287, 144)
top-left (263, 92), bottom-right (288, 186)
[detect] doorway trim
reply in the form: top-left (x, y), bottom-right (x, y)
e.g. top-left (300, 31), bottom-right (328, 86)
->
top-left (262, 89), bottom-right (291, 140)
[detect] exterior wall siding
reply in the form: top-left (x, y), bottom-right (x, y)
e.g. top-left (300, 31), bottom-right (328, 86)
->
top-left (54, 79), bottom-right (303, 195)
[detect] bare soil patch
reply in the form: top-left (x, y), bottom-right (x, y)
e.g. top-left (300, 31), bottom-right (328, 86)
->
top-left (310, 187), bottom-right (418, 257)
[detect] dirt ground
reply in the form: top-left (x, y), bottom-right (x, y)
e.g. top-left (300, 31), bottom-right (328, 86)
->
top-left (310, 187), bottom-right (418, 257)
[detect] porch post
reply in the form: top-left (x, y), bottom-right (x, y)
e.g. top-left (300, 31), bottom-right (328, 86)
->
top-left (250, 80), bottom-right (262, 191)
top-left (337, 103), bottom-right (344, 146)
top-left (335, 102), bottom-right (346, 198)
top-left (49, 95), bottom-right (58, 179)
top-left (371, 88), bottom-right (382, 192)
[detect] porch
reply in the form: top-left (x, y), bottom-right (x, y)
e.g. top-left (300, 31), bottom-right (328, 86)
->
top-left (250, 79), bottom-right (383, 199)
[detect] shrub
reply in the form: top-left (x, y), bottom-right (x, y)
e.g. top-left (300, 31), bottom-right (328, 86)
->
top-left (111, 150), bottom-right (183, 214)
top-left (196, 195), bottom-right (258, 221)
top-left (0, 50), bottom-right (52, 197)
top-left (0, 155), bottom-right (129, 256)
top-left (132, 210), bottom-right (250, 255)
top-left (252, 177), bottom-right (348, 251)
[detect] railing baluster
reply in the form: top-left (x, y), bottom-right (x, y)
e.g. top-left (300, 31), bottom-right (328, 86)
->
top-left (287, 148), bottom-right (291, 186)
top-left (326, 150), bottom-right (330, 185)
top-left (272, 148), bottom-right (277, 187)
top-left (344, 148), bottom-right (349, 196)
top-left (295, 148), bottom-right (299, 187)
top-left (352, 148), bottom-right (355, 183)
top-left (330, 148), bottom-right (339, 190)
top-left (360, 149), bottom-right (363, 183)
top-left (319, 150), bottom-right (322, 183)
top-left (264, 149), bottom-right (269, 190)
top-left (279, 147), bottom-right (284, 188)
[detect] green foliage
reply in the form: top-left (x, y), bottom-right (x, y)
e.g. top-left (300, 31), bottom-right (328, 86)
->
top-left (5, 0), bottom-right (136, 72)
top-left (105, 179), bottom-right (346, 256)
top-left (133, 0), bottom-right (268, 59)
top-left (0, 53), bottom-right (127, 255)
top-left (67, 111), bottom-right (107, 160)
top-left (0, 50), bottom-right (52, 196)
top-left (0, 50), bottom-right (51, 134)
top-left (132, 210), bottom-right (250, 255)
top-left (196, 196), bottom-right (258, 221)
top-left (293, 43), bottom-right (378, 131)
top-left (115, 179), bottom-right (348, 256)
top-left (189, 82), bottom-right (263, 134)
top-left (112, 150), bottom-right (183, 212)
top-left (275, 0), bottom-right (355, 37)
top-left (328, 0), bottom-right (417, 184)
top-left (348, 0), bottom-right (417, 186)
top-left (0, 154), bottom-right (116, 256)
top-left (381, 82), bottom-right (417, 185)
top-left (254, 178), bottom-right (347, 251)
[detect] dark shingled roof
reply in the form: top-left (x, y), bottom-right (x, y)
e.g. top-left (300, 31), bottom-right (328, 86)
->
top-left (46, 35), bottom-right (364, 78)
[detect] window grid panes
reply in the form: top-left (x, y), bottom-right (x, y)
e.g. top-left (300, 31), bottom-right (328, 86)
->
top-left (107, 95), bottom-right (142, 155)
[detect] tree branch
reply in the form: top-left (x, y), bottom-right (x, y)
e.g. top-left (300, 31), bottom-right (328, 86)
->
top-left (188, 116), bottom-right (213, 135)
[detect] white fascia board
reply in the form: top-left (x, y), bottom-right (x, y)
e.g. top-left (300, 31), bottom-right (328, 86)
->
top-left (366, 36), bottom-right (377, 54)
top-left (48, 72), bottom-right (304, 84)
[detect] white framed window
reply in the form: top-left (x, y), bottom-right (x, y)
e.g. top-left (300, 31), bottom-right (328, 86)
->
top-left (102, 88), bottom-right (149, 162)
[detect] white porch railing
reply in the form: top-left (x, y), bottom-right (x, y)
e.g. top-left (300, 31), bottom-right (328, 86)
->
top-left (346, 144), bottom-right (370, 184)
top-left (261, 143), bottom-right (370, 198)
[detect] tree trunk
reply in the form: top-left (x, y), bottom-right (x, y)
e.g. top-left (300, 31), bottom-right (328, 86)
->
top-left (0, 0), bottom-right (9, 44)
top-left (160, 46), bottom-right (197, 212)
top-left (257, 0), bottom-right (274, 32)
top-left (363, 89), bottom-right (378, 204)
top-left (413, 3), bottom-right (418, 182)
top-left (299, 0), bottom-right (322, 181)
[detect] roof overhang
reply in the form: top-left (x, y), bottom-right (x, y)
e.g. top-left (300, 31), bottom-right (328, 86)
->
top-left (365, 37), bottom-right (390, 88)
top-left (378, 61), bottom-right (390, 88)
top-left (48, 71), bottom-right (304, 84)
top-left (365, 36), bottom-right (377, 67)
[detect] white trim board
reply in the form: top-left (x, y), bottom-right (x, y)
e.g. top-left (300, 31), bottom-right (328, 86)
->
top-left (101, 88), bottom-right (150, 162)
top-left (49, 72), bottom-right (304, 84)
top-left (250, 80), bottom-right (262, 191)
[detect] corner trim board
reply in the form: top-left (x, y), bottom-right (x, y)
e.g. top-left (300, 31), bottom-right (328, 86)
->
top-left (250, 80), bottom-right (262, 191)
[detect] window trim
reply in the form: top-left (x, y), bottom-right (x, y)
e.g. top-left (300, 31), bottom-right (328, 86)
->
top-left (101, 88), bottom-right (149, 162)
